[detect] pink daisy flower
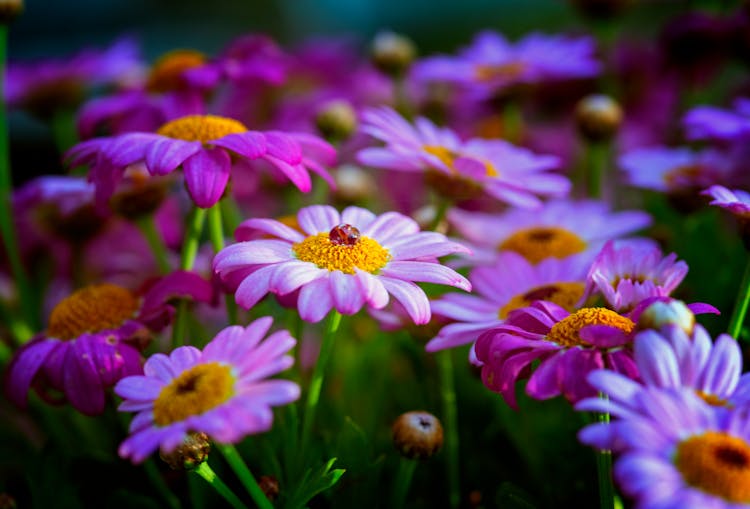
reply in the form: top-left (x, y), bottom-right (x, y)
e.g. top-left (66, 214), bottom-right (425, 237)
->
top-left (585, 240), bottom-right (689, 312)
top-left (115, 317), bottom-right (299, 463)
top-left (448, 199), bottom-right (652, 266)
top-left (356, 106), bottom-right (569, 208)
top-left (213, 205), bottom-right (471, 323)
top-left (426, 251), bottom-right (590, 353)
top-left (475, 301), bottom-right (638, 407)
top-left (703, 184), bottom-right (750, 218)
top-left (5, 272), bottom-right (213, 415)
top-left (65, 114), bottom-right (336, 209)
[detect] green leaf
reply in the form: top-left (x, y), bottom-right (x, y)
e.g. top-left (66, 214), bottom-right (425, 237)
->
top-left (281, 457), bottom-right (345, 509)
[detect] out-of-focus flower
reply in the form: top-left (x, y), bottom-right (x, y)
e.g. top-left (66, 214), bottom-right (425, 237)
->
top-left (618, 146), bottom-right (737, 195)
top-left (371, 31), bottom-right (417, 77)
top-left (357, 106), bottom-right (569, 207)
top-left (5, 272), bottom-right (214, 415)
top-left (448, 199), bottom-right (651, 266)
top-left (585, 240), bottom-right (688, 312)
top-left (412, 31), bottom-right (600, 98)
top-left (6, 37), bottom-right (143, 119)
top-left (703, 184), bottom-right (750, 218)
top-left (475, 301), bottom-right (638, 407)
top-left (577, 374), bottom-right (750, 507)
top-left (65, 115), bottom-right (336, 208)
top-left (426, 251), bottom-right (590, 354)
top-left (115, 317), bottom-right (299, 463)
top-left (684, 98), bottom-right (750, 144)
top-left (213, 205), bottom-right (471, 323)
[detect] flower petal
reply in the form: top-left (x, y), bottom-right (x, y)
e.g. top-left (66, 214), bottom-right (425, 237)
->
top-left (182, 148), bottom-right (231, 208)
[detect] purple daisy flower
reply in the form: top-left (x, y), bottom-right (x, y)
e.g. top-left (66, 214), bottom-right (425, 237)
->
top-left (5, 272), bottom-right (213, 415)
top-left (703, 184), bottom-right (750, 219)
top-left (577, 379), bottom-right (750, 507)
top-left (618, 146), bottom-right (736, 194)
top-left (412, 31), bottom-right (600, 98)
top-left (213, 205), bottom-right (471, 324)
top-left (426, 251), bottom-right (590, 353)
top-left (65, 114), bottom-right (336, 209)
top-left (474, 301), bottom-right (638, 407)
top-left (585, 240), bottom-right (689, 312)
top-left (447, 199), bottom-right (652, 266)
top-left (683, 97), bottom-right (750, 144)
top-left (115, 317), bottom-right (299, 463)
top-left (357, 106), bottom-right (569, 208)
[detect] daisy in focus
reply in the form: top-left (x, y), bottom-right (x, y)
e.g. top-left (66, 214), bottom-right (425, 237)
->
top-left (65, 114), bottom-right (336, 208)
top-left (426, 251), bottom-right (590, 354)
top-left (448, 199), bottom-right (652, 266)
top-left (213, 204), bottom-right (471, 323)
top-left (5, 272), bottom-right (213, 415)
top-left (115, 317), bottom-right (299, 463)
top-left (356, 106), bottom-right (569, 208)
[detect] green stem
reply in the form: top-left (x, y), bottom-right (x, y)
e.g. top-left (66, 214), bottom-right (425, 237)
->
top-left (438, 350), bottom-right (460, 509)
top-left (193, 462), bottom-right (249, 509)
top-left (300, 311), bottom-right (343, 458)
top-left (216, 444), bottom-right (273, 509)
top-left (143, 458), bottom-right (182, 509)
top-left (207, 204), bottom-right (237, 324)
top-left (172, 207), bottom-right (207, 347)
top-left (391, 458), bottom-right (417, 509)
top-left (0, 23), bottom-right (36, 339)
top-left (595, 394), bottom-right (615, 509)
top-left (585, 141), bottom-right (609, 200)
top-left (430, 198), bottom-right (451, 232)
top-left (728, 256), bottom-right (750, 340)
top-left (50, 108), bottom-right (78, 155)
top-left (136, 215), bottom-right (171, 274)
top-left (501, 101), bottom-right (523, 145)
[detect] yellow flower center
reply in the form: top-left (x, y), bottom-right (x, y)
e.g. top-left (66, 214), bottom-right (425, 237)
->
top-left (474, 61), bottom-right (526, 82)
top-left (292, 228), bottom-right (391, 274)
top-left (546, 307), bottom-right (634, 348)
top-left (664, 164), bottom-right (704, 186)
top-left (156, 115), bottom-right (247, 143)
top-left (423, 145), bottom-right (498, 177)
top-left (498, 282), bottom-right (585, 319)
top-left (146, 49), bottom-right (206, 93)
top-left (675, 431), bottom-right (750, 503)
top-left (47, 284), bottom-right (140, 340)
top-left (696, 391), bottom-right (731, 408)
top-left (499, 226), bottom-right (587, 264)
top-left (153, 362), bottom-right (235, 426)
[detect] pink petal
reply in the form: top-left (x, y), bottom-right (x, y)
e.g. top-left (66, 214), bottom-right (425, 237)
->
top-left (182, 148), bottom-right (231, 208)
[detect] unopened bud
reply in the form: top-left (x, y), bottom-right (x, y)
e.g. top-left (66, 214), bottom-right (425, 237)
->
top-left (637, 299), bottom-right (695, 335)
top-left (333, 164), bottom-right (375, 203)
top-left (371, 32), bottom-right (416, 77)
top-left (392, 411), bottom-right (443, 460)
top-left (315, 100), bottom-right (357, 142)
top-left (575, 94), bottom-right (623, 142)
top-left (258, 475), bottom-right (280, 502)
top-left (159, 432), bottom-right (211, 470)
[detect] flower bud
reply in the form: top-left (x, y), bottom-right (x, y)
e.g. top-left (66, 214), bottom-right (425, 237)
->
top-left (636, 299), bottom-right (695, 335)
top-left (315, 100), bottom-right (357, 142)
top-left (159, 432), bottom-right (211, 470)
top-left (333, 164), bottom-right (376, 203)
top-left (371, 32), bottom-right (416, 77)
top-left (392, 411), bottom-right (443, 460)
top-left (258, 475), bottom-right (280, 502)
top-left (575, 94), bottom-right (623, 143)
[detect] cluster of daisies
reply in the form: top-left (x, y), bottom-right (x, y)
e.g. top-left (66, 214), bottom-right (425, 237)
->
top-left (4, 4), bottom-right (750, 507)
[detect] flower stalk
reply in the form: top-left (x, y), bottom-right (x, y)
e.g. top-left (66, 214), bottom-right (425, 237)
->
top-left (728, 256), bottom-right (750, 341)
top-left (438, 350), bottom-right (460, 509)
top-left (172, 207), bottom-right (207, 347)
top-left (207, 203), bottom-right (238, 324)
top-left (193, 461), bottom-right (249, 509)
top-left (391, 457), bottom-right (417, 509)
top-left (216, 444), bottom-right (273, 509)
top-left (595, 395), bottom-right (615, 509)
top-left (136, 214), bottom-right (171, 274)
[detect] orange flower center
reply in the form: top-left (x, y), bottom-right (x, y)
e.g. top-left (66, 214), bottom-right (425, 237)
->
top-left (156, 115), bottom-right (247, 143)
top-left (675, 431), bottom-right (750, 503)
top-left (498, 226), bottom-right (587, 264)
top-left (153, 362), bottom-right (235, 426)
top-left (423, 145), bottom-right (498, 177)
top-left (47, 284), bottom-right (140, 340)
top-left (146, 49), bottom-right (206, 93)
top-left (546, 307), bottom-right (634, 348)
top-left (474, 61), bottom-right (526, 82)
top-left (498, 282), bottom-right (585, 319)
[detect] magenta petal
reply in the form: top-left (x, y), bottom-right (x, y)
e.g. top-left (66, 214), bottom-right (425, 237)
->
top-left (606, 351), bottom-right (640, 381)
top-left (297, 276), bottom-right (334, 323)
top-left (64, 339), bottom-right (106, 415)
top-left (379, 277), bottom-right (430, 324)
top-left (355, 270), bottom-right (389, 309)
top-left (499, 350), bottom-right (545, 407)
top-left (182, 148), bottom-right (231, 208)
top-left (687, 302), bottom-right (721, 315)
top-left (212, 132), bottom-right (266, 159)
top-left (329, 270), bottom-right (366, 315)
top-left (264, 131), bottom-right (302, 164)
top-left (140, 270), bottom-right (213, 321)
top-left (579, 324), bottom-right (632, 348)
top-left (559, 348), bottom-right (603, 403)
top-left (263, 156), bottom-right (312, 192)
top-left (145, 138), bottom-right (202, 176)
top-left (234, 218), bottom-right (304, 243)
top-left (525, 351), bottom-right (564, 400)
top-left (234, 265), bottom-right (276, 309)
top-left (5, 338), bottom-right (59, 408)
top-left (380, 261), bottom-right (471, 292)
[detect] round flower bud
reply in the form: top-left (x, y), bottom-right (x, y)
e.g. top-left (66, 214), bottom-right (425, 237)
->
top-left (258, 475), bottom-right (280, 502)
top-left (159, 432), bottom-right (211, 470)
top-left (636, 299), bottom-right (695, 335)
top-left (333, 164), bottom-right (376, 203)
top-left (315, 100), bottom-right (357, 142)
top-left (392, 411), bottom-right (444, 460)
top-left (575, 94), bottom-right (623, 143)
top-left (0, 0), bottom-right (23, 23)
top-left (371, 31), bottom-right (417, 77)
